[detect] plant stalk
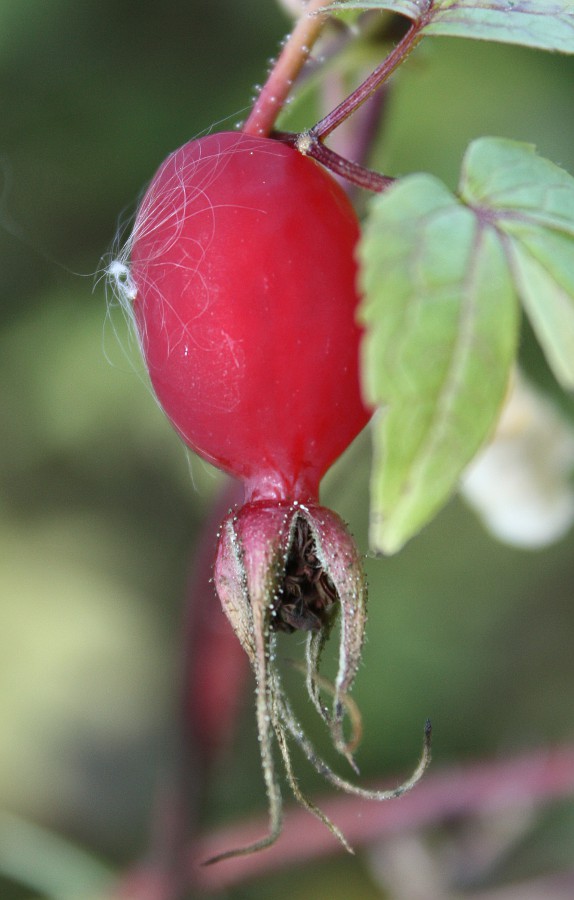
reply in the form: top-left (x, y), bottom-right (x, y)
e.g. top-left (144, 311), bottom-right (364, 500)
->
top-left (243, 0), bottom-right (335, 137)
top-left (311, 17), bottom-right (425, 140)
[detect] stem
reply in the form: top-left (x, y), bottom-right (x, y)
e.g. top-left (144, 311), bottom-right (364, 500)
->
top-left (336, 81), bottom-right (391, 184)
top-left (243, 0), bottom-right (335, 137)
top-left (300, 132), bottom-right (394, 192)
top-left (192, 743), bottom-right (574, 892)
top-left (274, 129), bottom-right (394, 193)
top-left (311, 17), bottom-right (425, 141)
top-left (267, 15), bottom-right (426, 192)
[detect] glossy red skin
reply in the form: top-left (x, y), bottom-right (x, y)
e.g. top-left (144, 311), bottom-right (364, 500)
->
top-left (131, 132), bottom-right (370, 502)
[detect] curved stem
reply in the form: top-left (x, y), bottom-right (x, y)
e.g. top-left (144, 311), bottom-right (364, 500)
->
top-left (311, 18), bottom-right (425, 141)
top-left (269, 14), bottom-right (427, 193)
top-left (193, 743), bottom-right (574, 892)
top-left (299, 132), bottom-right (394, 192)
top-left (274, 129), bottom-right (394, 193)
top-left (243, 0), bottom-right (334, 138)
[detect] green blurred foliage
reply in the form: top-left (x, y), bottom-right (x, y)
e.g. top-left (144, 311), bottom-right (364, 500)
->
top-left (1, 2), bottom-right (573, 898)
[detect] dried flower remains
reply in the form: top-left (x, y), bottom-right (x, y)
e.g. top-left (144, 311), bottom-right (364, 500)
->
top-left (208, 499), bottom-right (431, 864)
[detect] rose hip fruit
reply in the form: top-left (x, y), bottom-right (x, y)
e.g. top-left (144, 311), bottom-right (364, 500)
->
top-left (119, 131), bottom-right (430, 862)
top-left (129, 131), bottom-right (369, 501)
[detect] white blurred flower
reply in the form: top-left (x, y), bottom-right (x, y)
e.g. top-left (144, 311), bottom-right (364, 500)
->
top-left (277, 0), bottom-right (308, 17)
top-left (460, 372), bottom-right (574, 548)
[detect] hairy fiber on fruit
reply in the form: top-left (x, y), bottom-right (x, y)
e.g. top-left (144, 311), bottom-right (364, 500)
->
top-left (122, 130), bottom-right (370, 501)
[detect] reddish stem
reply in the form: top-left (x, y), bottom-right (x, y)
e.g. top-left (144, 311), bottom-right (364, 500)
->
top-left (242, 0), bottom-right (335, 137)
top-left (113, 480), bottom-right (248, 900)
top-left (269, 15), bottom-right (427, 192)
top-left (275, 129), bottom-right (393, 192)
top-left (189, 744), bottom-right (574, 892)
top-left (311, 17), bottom-right (425, 141)
top-left (245, 5), bottom-right (426, 190)
top-left (325, 80), bottom-right (392, 199)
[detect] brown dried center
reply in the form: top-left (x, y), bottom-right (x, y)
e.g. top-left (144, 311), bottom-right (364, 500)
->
top-left (271, 517), bottom-right (338, 633)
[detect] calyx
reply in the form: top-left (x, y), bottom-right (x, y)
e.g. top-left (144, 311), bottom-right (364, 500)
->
top-left (207, 499), bottom-right (431, 864)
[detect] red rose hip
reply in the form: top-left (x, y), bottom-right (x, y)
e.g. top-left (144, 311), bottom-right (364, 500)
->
top-left (115, 131), bottom-right (430, 862)
top-left (129, 131), bottom-right (369, 501)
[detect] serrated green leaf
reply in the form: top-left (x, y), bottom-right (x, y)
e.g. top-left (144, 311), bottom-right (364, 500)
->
top-left (360, 139), bottom-right (574, 552)
top-left (360, 175), bottom-right (518, 554)
top-left (327, 0), bottom-right (574, 53)
top-left (459, 137), bottom-right (574, 388)
top-left (425, 0), bottom-right (574, 53)
top-left (460, 138), bottom-right (574, 232)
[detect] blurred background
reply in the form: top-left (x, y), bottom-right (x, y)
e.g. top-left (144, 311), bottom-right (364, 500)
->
top-left (1, 1), bottom-right (574, 898)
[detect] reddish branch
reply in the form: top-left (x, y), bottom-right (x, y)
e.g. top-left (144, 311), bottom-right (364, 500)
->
top-left (242, 3), bottom-right (425, 195)
top-left (111, 745), bottom-right (574, 897)
top-left (190, 744), bottom-right (574, 892)
top-left (243, 0), bottom-right (335, 137)
top-left (113, 480), bottom-right (248, 900)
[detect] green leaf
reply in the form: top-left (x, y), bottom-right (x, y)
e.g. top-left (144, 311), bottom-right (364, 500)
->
top-left (326, 0), bottom-right (427, 19)
top-left (508, 239), bottom-right (574, 388)
top-left (360, 139), bottom-right (574, 552)
top-left (425, 0), bottom-right (574, 53)
top-left (459, 138), bottom-right (574, 388)
top-left (460, 137), bottom-right (574, 230)
top-left (360, 175), bottom-right (518, 554)
top-left (327, 0), bottom-right (574, 54)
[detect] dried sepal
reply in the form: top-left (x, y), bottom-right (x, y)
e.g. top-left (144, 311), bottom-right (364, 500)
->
top-left (210, 499), bottom-right (431, 863)
top-left (206, 503), bottom-right (292, 865)
top-left (297, 654), bottom-right (363, 756)
top-left (306, 628), bottom-right (332, 722)
top-left (302, 505), bottom-right (368, 766)
top-left (271, 673), bottom-right (353, 855)
top-left (279, 690), bottom-right (432, 802)
top-left (213, 514), bottom-right (254, 658)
